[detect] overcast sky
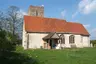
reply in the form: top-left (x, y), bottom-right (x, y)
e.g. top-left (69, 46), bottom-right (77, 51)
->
top-left (0, 0), bottom-right (96, 40)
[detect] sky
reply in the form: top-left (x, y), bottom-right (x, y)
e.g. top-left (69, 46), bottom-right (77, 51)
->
top-left (0, 0), bottom-right (96, 40)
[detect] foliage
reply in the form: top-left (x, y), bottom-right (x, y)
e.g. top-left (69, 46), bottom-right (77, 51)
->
top-left (0, 5), bottom-right (23, 45)
top-left (16, 46), bottom-right (24, 52)
top-left (0, 51), bottom-right (39, 64)
top-left (0, 6), bottom-right (23, 39)
top-left (90, 40), bottom-right (96, 47)
top-left (16, 39), bottom-right (22, 45)
top-left (0, 30), bottom-right (38, 64)
top-left (0, 29), bottom-right (16, 52)
top-left (0, 6), bottom-right (35, 64)
top-left (0, 11), bottom-right (5, 29)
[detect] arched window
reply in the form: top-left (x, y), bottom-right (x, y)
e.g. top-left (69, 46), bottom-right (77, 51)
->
top-left (60, 34), bottom-right (65, 44)
top-left (69, 35), bottom-right (75, 43)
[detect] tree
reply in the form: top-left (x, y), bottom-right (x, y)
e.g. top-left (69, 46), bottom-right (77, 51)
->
top-left (90, 40), bottom-right (96, 47)
top-left (0, 29), bottom-right (39, 64)
top-left (0, 6), bottom-right (24, 47)
top-left (6, 6), bottom-right (23, 37)
top-left (0, 6), bottom-right (39, 64)
top-left (0, 11), bottom-right (5, 29)
top-left (0, 29), bottom-right (16, 52)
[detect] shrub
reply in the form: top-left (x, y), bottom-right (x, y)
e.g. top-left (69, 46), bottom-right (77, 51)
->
top-left (90, 40), bottom-right (96, 47)
top-left (0, 29), bottom-right (16, 52)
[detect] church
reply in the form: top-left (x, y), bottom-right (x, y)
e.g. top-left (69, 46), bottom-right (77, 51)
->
top-left (22, 5), bottom-right (90, 49)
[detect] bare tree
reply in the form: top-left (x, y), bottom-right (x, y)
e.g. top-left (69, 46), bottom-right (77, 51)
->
top-left (0, 11), bottom-right (4, 29)
top-left (6, 6), bottom-right (23, 37)
top-left (0, 11), bottom-right (8, 31)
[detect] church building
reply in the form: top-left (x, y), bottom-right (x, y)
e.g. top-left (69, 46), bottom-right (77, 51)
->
top-left (22, 5), bottom-right (90, 49)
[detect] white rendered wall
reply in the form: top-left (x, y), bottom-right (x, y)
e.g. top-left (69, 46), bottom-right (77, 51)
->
top-left (22, 31), bottom-right (90, 49)
top-left (22, 22), bottom-right (27, 49)
top-left (64, 34), bottom-right (71, 48)
top-left (58, 34), bottom-right (90, 48)
top-left (59, 34), bottom-right (81, 48)
top-left (82, 36), bottom-right (90, 47)
top-left (63, 34), bottom-right (82, 48)
top-left (28, 33), bottom-right (48, 49)
top-left (75, 35), bottom-right (83, 48)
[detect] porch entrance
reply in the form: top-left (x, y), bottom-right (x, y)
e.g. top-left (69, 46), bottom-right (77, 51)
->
top-left (48, 39), bottom-right (58, 49)
top-left (43, 33), bottom-right (60, 49)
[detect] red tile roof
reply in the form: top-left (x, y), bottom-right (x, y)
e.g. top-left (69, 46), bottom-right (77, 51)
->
top-left (65, 22), bottom-right (89, 35)
top-left (24, 15), bottom-right (89, 35)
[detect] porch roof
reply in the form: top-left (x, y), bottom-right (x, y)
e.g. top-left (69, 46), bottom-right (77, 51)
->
top-left (43, 33), bottom-right (60, 39)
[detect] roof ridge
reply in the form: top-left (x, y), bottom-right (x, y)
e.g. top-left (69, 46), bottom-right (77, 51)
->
top-left (45, 17), bottom-right (66, 21)
top-left (24, 15), bottom-right (67, 22)
top-left (67, 22), bottom-right (82, 24)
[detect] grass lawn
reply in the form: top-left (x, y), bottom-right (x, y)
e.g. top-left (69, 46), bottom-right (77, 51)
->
top-left (16, 46), bottom-right (96, 64)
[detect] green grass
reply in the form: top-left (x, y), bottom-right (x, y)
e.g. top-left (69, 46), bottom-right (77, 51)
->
top-left (16, 46), bottom-right (96, 64)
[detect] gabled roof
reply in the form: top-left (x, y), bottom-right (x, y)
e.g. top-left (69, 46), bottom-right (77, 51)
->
top-left (24, 15), bottom-right (89, 35)
top-left (64, 22), bottom-right (89, 35)
top-left (43, 33), bottom-right (59, 39)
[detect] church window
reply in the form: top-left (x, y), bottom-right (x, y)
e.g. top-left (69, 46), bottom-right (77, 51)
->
top-left (60, 34), bottom-right (65, 44)
top-left (69, 35), bottom-right (75, 44)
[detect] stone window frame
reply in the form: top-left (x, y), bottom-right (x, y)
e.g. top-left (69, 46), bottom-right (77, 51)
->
top-left (60, 34), bottom-right (65, 44)
top-left (69, 35), bottom-right (75, 44)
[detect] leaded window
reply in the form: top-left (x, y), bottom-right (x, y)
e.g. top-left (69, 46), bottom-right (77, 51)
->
top-left (60, 34), bottom-right (65, 44)
top-left (69, 35), bottom-right (75, 43)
